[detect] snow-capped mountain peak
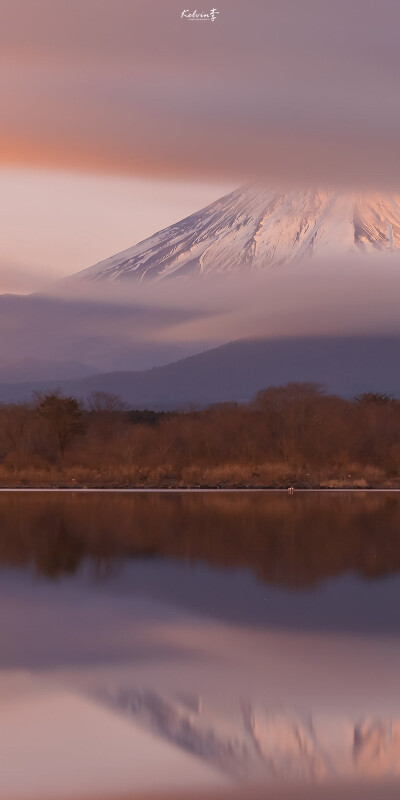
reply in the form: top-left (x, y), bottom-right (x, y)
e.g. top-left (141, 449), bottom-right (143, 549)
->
top-left (75, 186), bottom-right (400, 283)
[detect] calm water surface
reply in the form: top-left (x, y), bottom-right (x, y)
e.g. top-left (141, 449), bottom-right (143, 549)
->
top-left (1, 491), bottom-right (400, 797)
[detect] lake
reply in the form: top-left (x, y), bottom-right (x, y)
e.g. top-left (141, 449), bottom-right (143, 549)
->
top-left (1, 490), bottom-right (400, 799)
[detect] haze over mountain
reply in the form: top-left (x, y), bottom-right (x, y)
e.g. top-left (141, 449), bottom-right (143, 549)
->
top-left (1, 336), bottom-right (400, 407)
top-left (75, 187), bottom-right (400, 283)
top-left (0, 357), bottom-right (97, 384)
top-left (3, 187), bottom-right (400, 402)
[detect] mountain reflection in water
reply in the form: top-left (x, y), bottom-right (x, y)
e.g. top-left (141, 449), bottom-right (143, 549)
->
top-left (1, 491), bottom-right (400, 798)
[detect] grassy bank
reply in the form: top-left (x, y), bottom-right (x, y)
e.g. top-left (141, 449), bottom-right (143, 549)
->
top-left (0, 462), bottom-right (397, 489)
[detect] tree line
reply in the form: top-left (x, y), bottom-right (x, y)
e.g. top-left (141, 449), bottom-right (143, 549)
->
top-left (0, 384), bottom-right (399, 486)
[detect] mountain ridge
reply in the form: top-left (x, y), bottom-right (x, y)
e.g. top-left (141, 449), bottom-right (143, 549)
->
top-left (1, 335), bottom-right (400, 406)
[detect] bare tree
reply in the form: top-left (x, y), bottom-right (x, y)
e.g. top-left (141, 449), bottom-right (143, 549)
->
top-left (35, 392), bottom-right (83, 458)
top-left (87, 391), bottom-right (126, 414)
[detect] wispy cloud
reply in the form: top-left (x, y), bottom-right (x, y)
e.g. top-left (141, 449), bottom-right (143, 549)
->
top-left (2, 252), bottom-right (400, 372)
top-left (1, 0), bottom-right (400, 188)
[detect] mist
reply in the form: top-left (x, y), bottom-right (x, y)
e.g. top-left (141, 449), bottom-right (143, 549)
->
top-left (151, 255), bottom-right (400, 344)
top-left (1, 253), bottom-right (399, 377)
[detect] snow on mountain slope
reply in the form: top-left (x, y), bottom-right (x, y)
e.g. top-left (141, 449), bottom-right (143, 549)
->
top-left (96, 687), bottom-right (400, 783)
top-left (76, 187), bottom-right (400, 283)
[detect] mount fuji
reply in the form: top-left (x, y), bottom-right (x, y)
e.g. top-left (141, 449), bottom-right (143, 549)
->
top-left (76, 186), bottom-right (400, 283)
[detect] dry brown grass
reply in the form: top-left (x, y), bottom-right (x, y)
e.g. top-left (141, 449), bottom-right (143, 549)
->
top-left (0, 460), bottom-right (398, 489)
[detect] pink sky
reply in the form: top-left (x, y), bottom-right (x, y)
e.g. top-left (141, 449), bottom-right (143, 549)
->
top-left (1, 0), bottom-right (400, 185)
top-left (1, 0), bottom-right (400, 284)
top-left (0, 168), bottom-right (234, 288)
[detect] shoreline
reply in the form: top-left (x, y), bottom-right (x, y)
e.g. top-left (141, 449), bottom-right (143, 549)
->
top-left (1, 485), bottom-right (400, 492)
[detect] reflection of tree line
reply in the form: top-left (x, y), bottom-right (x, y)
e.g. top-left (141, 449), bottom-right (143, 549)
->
top-left (0, 491), bottom-right (400, 586)
top-left (1, 385), bottom-right (400, 486)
